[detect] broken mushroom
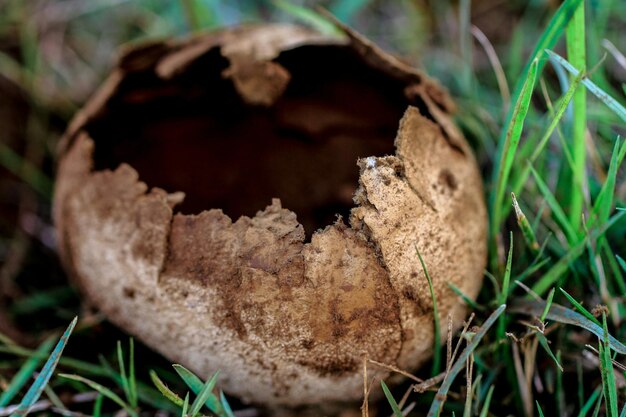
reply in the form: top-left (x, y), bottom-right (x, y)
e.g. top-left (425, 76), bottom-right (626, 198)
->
top-left (53, 24), bottom-right (487, 407)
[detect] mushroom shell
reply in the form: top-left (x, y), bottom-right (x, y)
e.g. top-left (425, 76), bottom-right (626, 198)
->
top-left (53, 24), bottom-right (487, 406)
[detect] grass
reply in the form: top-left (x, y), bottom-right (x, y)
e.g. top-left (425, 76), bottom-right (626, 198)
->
top-left (0, 0), bottom-right (625, 416)
top-left (416, 245), bottom-right (442, 377)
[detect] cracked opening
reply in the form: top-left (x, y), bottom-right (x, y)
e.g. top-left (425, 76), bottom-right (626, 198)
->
top-left (87, 44), bottom-right (425, 238)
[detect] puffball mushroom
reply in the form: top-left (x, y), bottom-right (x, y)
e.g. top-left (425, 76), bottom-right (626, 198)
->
top-left (53, 24), bottom-right (487, 406)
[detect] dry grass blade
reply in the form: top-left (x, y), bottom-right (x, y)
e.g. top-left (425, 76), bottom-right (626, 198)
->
top-left (512, 342), bottom-right (533, 417)
top-left (427, 305), bottom-right (506, 417)
top-left (471, 25), bottom-right (511, 110)
top-left (367, 359), bottom-right (423, 384)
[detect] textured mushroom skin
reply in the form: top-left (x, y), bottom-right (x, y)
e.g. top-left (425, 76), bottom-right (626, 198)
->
top-left (54, 25), bottom-right (487, 406)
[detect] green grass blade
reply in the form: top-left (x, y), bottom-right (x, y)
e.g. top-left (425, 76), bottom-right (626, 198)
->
top-left (381, 380), bottom-right (403, 417)
top-left (536, 333), bottom-right (563, 372)
top-left (513, 257), bottom-right (552, 291)
top-left (601, 241), bottom-right (626, 295)
top-left (592, 392), bottom-right (603, 417)
top-left (531, 210), bottom-right (625, 295)
top-left (536, 401), bottom-right (546, 417)
top-left (530, 165), bottom-right (579, 244)
top-left (92, 393), bottom-right (103, 417)
top-left (97, 354), bottom-right (179, 413)
top-left (448, 282), bottom-right (485, 311)
top-left (489, 0), bottom-right (583, 267)
top-left (578, 387), bottom-right (602, 417)
top-left (128, 339), bottom-right (137, 408)
top-left (116, 341), bottom-right (131, 408)
top-left (510, 71), bottom-right (584, 208)
top-left (499, 232), bottom-right (513, 305)
top-left (559, 288), bottom-right (601, 326)
top-left (189, 371), bottom-right (219, 417)
top-left (219, 391), bottom-right (235, 417)
top-left (497, 233), bottom-right (513, 350)
top-left (58, 374), bottom-right (137, 417)
top-left (588, 138), bottom-right (626, 229)
top-left (490, 58), bottom-right (538, 268)
top-left (512, 193), bottom-right (539, 253)
top-left (478, 385), bottom-right (494, 417)
top-left (0, 337), bottom-right (56, 407)
top-left (10, 287), bottom-right (76, 316)
top-left (599, 314), bottom-right (619, 417)
top-left (9, 317), bottom-right (77, 417)
top-left (427, 304), bottom-right (506, 417)
top-left (416, 246), bottom-right (441, 376)
top-left (149, 370), bottom-right (184, 407)
top-left (506, 0), bottom-right (582, 108)
top-left (546, 50), bottom-right (626, 122)
top-left (181, 392), bottom-right (189, 417)
top-left (510, 300), bottom-right (626, 354)
top-left (564, 0), bottom-right (587, 229)
top-left (172, 364), bottom-right (204, 394)
top-left (172, 364), bottom-right (224, 416)
top-left (540, 288), bottom-right (556, 322)
top-left (617, 255), bottom-right (626, 273)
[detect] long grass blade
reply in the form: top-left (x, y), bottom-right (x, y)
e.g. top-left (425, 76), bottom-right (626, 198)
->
top-left (509, 300), bottom-right (626, 354)
top-left (189, 372), bottom-right (220, 417)
top-left (540, 288), bottom-right (556, 322)
top-left (416, 246), bottom-right (441, 376)
top-left (58, 374), bottom-right (137, 417)
top-left (578, 387), bottom-right (602, 417)
top-left (448, 282), bottom-right (485, 311)
top-left (510, 71), bottom-right (583, 208)
top-left (9, 318), bottom-right (77, 417)
top-left (381, 380), bottom-right (404, 417)
top-left (599, 314), bottom-right (619, 417)
top-left (564, 0), bottom-right (587, 229)
top-left (536, 401), bottom-right (546, 417)
top-left (219, 391), bottom-right (235, 417)
top-left (588, 138), bottom-right (626, 229)
top-left (149, 370), bottom-right (184, 407)
top-left (536, 334), bottom-right (563, 372)
top-left (546, 50), bottom-right (626, 122)
top-left (559, 288), bottom-right (601, 326)
top-left (489, 0), bottom-right (583, 268)
top-left (0, 337), bottom-right (55, 407)
top-left (490, 58), bottom-right (538, 267)
top-left (181, 393), bottom-right (189, 417)
top-left (128, 339), bottom-right (137, 408)
top-left (116, 341), bottom-right (131, 408)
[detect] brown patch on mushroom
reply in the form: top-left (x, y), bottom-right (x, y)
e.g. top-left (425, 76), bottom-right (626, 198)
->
top-left (53, 24), bottom-right (487, 407)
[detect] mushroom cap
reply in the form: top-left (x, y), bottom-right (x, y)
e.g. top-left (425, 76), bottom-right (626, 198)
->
top-left (53, 24), bottom-right (487, 406)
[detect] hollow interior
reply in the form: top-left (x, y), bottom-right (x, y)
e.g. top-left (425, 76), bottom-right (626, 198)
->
top-left (87, 44), bottom-right (416, 237)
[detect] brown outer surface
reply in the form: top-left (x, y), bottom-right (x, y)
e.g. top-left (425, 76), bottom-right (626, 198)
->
top-left (53, 24), bottom-right (487, 406)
